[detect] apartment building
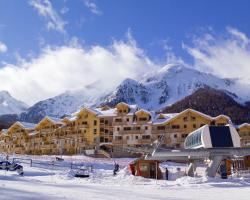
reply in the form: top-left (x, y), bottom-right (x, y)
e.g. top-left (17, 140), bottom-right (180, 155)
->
top-left (237, 123), bottom-right (250, 147)
top-left (1, 102), bottom-right (248, 156)
top-left (152, 109), bottom-right (231, 148)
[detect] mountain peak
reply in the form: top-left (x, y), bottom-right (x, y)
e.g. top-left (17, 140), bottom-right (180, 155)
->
top-left (0, 90), bottom-right (28, 115)
top-left (0, 90), bottom-right (11, 97)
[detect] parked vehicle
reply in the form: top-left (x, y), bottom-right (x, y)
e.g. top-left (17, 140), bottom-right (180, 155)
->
top-left (0, 161), bottom-right (24, 175)
top-left (74, 166), bottom-right (90, 178)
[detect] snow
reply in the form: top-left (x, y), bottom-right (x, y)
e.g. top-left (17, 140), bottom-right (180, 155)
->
top-left (104, 64), bottom-right (250, 111)
top-left (0, 155), bottom-right (250, 200)
top-left (7, 64), bottom-right (250, 120)
top-left (0, 91), bottom-right (28, 115)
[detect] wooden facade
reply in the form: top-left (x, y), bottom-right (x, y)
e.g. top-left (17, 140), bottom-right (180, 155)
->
top-left (0, 102), bottom-right (248, 155)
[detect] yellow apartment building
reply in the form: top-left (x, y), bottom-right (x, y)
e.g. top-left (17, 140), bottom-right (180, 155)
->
top-left (152, 109), bottom-right (231, 148)
top-left (237, 123), bottom-right (250, 147)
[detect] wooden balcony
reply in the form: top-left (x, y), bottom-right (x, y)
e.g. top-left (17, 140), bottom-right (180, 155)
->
top-left (138, 139), bottom-right (152, 144)
top-left (78, 124), bottom-right (89, 129)
top-left (113, 139), bottom-right (127, 145)
top-left (118, 129), bottom-right (145, 135)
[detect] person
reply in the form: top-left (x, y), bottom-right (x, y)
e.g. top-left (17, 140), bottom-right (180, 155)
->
top-left (165, 167), bottom-right (169, 180)
top-left (113, 163), bottom-right (119, 175)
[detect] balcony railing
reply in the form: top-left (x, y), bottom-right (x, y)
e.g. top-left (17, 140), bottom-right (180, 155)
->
top-left (113, 139), bottom-right (127, 145)
top-left (118, 129), bottom-right (145, 135)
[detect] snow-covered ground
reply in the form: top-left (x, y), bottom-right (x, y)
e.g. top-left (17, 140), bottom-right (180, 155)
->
top-left (0, 155), bottom-right (250, 200)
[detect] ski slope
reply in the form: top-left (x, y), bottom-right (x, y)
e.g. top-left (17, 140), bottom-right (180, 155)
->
top-left (0, 155), bottom-right (250, 200)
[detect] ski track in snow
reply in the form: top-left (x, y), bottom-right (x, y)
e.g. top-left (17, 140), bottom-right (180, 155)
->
top-left (0, 155), bottom-right (250, 200)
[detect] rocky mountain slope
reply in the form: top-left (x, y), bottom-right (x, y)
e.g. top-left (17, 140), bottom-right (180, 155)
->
top-left (162, 87), bottom-right (250, 124)
top-left (102, 64), bottom-right (250, 110)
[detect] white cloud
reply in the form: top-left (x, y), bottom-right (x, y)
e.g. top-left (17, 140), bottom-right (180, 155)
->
top-left (184, 27), bottom-right (250, 84)
top-left (29, 0), bottom-right (66, 33)
top-left (0, 41), bottom-right (7, 53)
top-left (83, 0), bottom-right (102, 15)
top-left (0, 37), bottom-right (157, 105)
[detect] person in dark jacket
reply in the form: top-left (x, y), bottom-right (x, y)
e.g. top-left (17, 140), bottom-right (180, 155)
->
top-left (165, 167), bottom-right (169, 180)
top-left (113, 163), bottom-right (119, 175)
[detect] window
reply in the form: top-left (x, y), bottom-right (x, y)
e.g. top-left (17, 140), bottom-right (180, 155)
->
top-left (200, 124), bottom-right (205, 127)
top-left (145, 126), bottom-right (148, 130)
top-left (115, 118), bottom-right (122, 122)
top-left (105, 120), bottom-right (109, 125)
top-left (157, 126), bottom-right (165, 130)
top-left (94, 129), bottom-right (97, 134)
top-left (135, 127), bottom-right (140, 130)
top-left (116, 136), bottom-right (122, 140)
top-left (193, 124), bottom-right (196, 128)
top-left (104, 129), bottom-right (109, 133)
top-left (172, 125), bottom-right (180, 129)
top-left (191, 116), bottom-right (196, 121)
top-left (126, 118), bottom-right (129, 122)
top-left (94, 120), bottom-right (97, 126)
top-left (184, 124), bottom-right (187, 129)
top-left (139, 164), bottom-right (148, 172)
top-left (139, 117), bottom-right (147, 121)
top-left (183, 117), bottom-right (188, 122)
top-left (100, 119), bottom-right (104, 123)
top-left (123, 110), bottom-right (127, 113)
top-left (124, 127), bottom-right (131, 131)
top-left (126, 136), bottom-right (130, 140)
top-left (117, 127), bottom-right (120, 131)
top-left (185, 129), bottom-right (202, 148)
top-left (135, 136), bottom-right (139, 139)
top-left (174, 134), bottom-right (178, 138)
top-left (142, 135), bottom-right (150, 140)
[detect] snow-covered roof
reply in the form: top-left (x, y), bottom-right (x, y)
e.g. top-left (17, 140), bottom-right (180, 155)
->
top-left (47, 116), bottom-right (64, 124)
top-left (153, 108), bottom-right (214, 125)
top-left (212, 114), bottom-right (231, 121)
top-left (95, 107), bottom-right (117, 117)
top-left (36, 116), bottom-right (64, 128)
top-left (237, 123), bottom-right (250, 129)
top-left (29, 131), bottom-right (38, 136)
top-left (74, 107), bottom-right (101, 117)
top-left (153, 113), bottom-right (179, 124)
top-left (18, 122), bottom-right (36, 129)
top-left (0, 129), bottom-right (8, 135)
top-left (127, 104), bottom-right (139, 115)
top-left (135, 109), bottom-right (151, 116)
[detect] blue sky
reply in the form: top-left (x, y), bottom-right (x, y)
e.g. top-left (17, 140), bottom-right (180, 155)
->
top-left (0, 0), bottom-right (250, 105)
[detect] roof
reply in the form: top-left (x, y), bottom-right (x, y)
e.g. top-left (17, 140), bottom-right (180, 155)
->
top-left (135, 109), bottom-right (152, 116)
top-left (127, 104), bottom-right (139, 115)
top-left (36, 116), bottom-right (64, 128)
top-left (237, 123), bottom-right (250, 129)
top-left (18, 122), bottom-right (36, 129)
top-left (212, 114), bottom-right (231, 120)
top-left (153, 108), bottom-right (213, 125)
top-left (47, 116), bottom-right (64, 124)
top-left (95, 107), bottom-right (117, 117)
top-left (0, 129), bottom-right (8, 135)
top-left (153, 113), bottom-right (179, 124)
top-left (75, 107), bottom-right (101, 117)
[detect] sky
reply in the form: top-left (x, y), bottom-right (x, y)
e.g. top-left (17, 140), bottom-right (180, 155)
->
top-left (0, 0), bottom-right (250, 105)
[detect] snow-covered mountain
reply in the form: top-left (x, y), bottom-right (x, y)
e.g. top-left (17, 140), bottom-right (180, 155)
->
top-left (102, 64), bottom-right (250, 110)
top-left (19, 88), bottom-right (108, 123)
top-left (0, 91), bottom-right (28, 115)
top-left (2, 64), bottom-right (250, 124)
